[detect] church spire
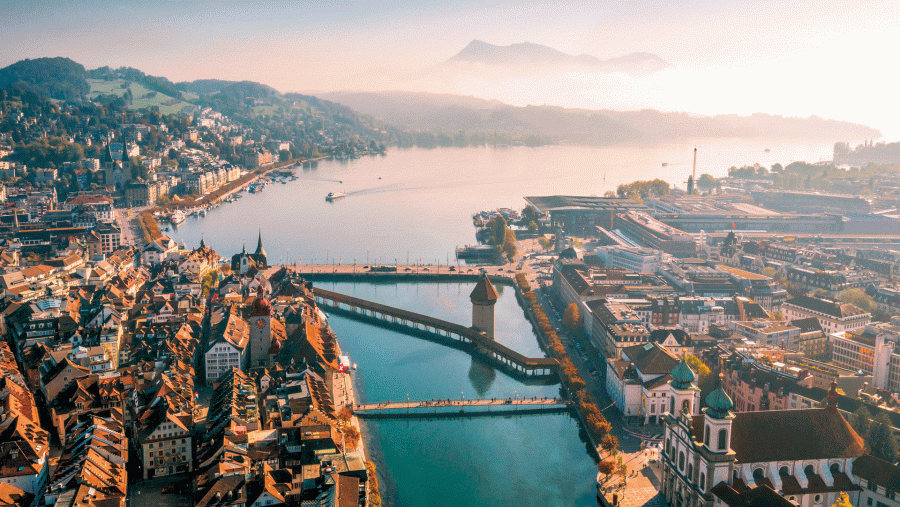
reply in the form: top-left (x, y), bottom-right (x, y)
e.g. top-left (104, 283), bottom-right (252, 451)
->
top-left (121, 130), bottom-right (129, 164)
top-left (254, 230), bottom-right (266, 256)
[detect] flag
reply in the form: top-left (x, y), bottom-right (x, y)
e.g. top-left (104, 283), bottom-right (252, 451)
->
top-left (731, 221), bottom-right (736, 229)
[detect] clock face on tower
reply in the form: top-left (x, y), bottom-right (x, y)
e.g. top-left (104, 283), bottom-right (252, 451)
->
top-left (255, 318), bottom-right (267, 329)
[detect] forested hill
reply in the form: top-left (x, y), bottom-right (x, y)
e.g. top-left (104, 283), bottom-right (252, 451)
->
top-left (0, 57), bottom-right (403, 151)
top-left (0, 57), bottom-right (89, 102)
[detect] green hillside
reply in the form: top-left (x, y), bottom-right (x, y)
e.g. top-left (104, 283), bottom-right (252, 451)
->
top-left (87, 79), bottom-right (196, 114)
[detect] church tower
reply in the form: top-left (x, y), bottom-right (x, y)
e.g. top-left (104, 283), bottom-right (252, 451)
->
top-left (669, 357), bottom-right (701, 416)
top-left (470, 273), bottom-right (498, 338)
top-left (240, 243), bottom-right (251, 274)
top-left (253, 231), bottom-right (267, 268)
top-left (121, 131), bottom-right (130, 178)
top-left (702, 375), bottom-right (735, 454)
top-left (249, 286), bottom-right (272, 368)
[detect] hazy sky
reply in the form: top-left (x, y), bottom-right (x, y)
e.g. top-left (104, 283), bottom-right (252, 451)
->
top-left (2, 0), bottom-right (899, 137)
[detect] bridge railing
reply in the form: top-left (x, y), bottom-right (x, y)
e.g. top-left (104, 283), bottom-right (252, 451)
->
top-left (312, 288), bottom-right (559, 372)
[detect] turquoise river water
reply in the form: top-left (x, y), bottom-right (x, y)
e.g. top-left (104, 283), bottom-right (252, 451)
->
top-left (318, 280), bottom-right (597, 507)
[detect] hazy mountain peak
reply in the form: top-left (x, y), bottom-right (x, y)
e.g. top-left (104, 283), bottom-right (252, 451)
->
top-left (447, 40), bottom-right (669, 75)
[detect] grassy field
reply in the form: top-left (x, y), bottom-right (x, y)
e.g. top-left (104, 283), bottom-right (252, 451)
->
top-left (87, 79), bottom-right (196, 114)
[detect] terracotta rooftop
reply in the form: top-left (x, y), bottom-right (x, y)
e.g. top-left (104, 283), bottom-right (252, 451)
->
top-left (470, 274), bottom-right (499, 303)
top-left (692, 408), bottom-right (866, 464)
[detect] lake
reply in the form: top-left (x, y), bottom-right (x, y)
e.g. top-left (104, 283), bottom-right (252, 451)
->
top-left (166, 140), bottom-right (835, 264)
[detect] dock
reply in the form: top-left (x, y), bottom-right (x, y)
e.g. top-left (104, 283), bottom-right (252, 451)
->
top-left (312, 288), bottom-right (559, 378)
top-left (354, 397), bottom-right (571, 419)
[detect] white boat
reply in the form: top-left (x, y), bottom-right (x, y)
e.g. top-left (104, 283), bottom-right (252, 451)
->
top-left (326, 191), bottom-right (346, 200)
top-left (170, 211), bottom-right (185, 225)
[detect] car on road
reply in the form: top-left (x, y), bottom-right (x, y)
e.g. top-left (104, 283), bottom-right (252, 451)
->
top-left (449, 266), bottom-right (456, 271)
top-left (423, 267), bottom-right (430, 271)
top-left (404, 267), bottom-right (412, 271)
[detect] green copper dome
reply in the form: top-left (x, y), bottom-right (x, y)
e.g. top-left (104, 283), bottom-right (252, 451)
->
top-left (705, 384), bottom-right (734, 419)
top-left (670, 358), bottom-right (696, 389)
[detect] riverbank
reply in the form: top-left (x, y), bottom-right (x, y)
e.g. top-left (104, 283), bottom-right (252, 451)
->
top-left (332, 367), bottom-right (381, 507)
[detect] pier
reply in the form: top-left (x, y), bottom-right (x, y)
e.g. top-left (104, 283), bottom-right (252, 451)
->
top-left (354, 397), bottom-right (571, 419)
top-left (312, 288), bottom-right (559, 378)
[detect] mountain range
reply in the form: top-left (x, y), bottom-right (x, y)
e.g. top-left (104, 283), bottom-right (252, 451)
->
top-left (0, 57), bottom-right (883, 148)
top-left (321, 90), bottom-right (881, 145)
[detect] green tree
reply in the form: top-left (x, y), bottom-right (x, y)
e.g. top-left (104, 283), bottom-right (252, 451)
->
top-left (697, 173), bottom-right (720, 191)
top-left (868, 413), bottom-right (898, 462)
top-left (522, 205), bottom-right (539, 224)
top-left (836, 288), bottom-right (876, 313)
top-left (538, 236), bottom-right (552, 251)
top-left (502, 228), bottom-right (517, 262)
top-left (527, 220), bottom-right (538, 235)
top-left (489, 216), bottom-right (508, 247)
top-left (851, 405), bottom-right (872, 439)
top-left (761, 267), bottom-right (777, 278)
top-left (563, 303), bottom-right (580, 333)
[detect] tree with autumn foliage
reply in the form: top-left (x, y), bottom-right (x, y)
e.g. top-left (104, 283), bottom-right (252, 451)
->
top-left (563, 303), bottom-right (580, 333)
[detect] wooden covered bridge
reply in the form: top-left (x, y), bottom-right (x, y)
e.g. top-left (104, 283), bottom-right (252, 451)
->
top-left (312, 288), bottom-right (559, 378)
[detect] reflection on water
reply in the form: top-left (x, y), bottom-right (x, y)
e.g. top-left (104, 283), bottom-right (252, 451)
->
top-left (467, 357), bottom-right (497, 397)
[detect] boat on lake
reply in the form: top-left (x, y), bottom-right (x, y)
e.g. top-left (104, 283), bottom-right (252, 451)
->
top-left (326, 191), bottom-right (346, 200)
top-left (170, 211), bottom-right (185, 225)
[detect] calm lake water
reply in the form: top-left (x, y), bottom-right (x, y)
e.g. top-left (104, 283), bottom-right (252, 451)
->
top-left (167, 141), bottom-right (835, 264)
top-left (319, 281), bottom-right (596, 507)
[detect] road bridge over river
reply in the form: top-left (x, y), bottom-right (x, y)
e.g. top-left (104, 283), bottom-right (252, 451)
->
top-left (311, 288), bottom-right (559, 378)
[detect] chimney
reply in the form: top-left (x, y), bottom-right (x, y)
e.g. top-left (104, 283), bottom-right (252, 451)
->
top-left (693, 147), bottom-right (698, 182)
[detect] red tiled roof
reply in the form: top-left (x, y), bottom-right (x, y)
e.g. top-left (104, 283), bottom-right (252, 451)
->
top-left (469, 274), bottom-right (499, 303)
top-left (695, 408), bottom-right (866, 464)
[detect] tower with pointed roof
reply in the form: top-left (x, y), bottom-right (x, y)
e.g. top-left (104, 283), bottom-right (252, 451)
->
top-left (250, 285), bottom-right (272, 368)
top-left (470, 273), bottom-right (498, 338)
top-left (668, 357), bottom-right (700, 417)
top-left (253, 231), bottom-right (267, 268)
top-left (701, 375), bottom-right (736, 455)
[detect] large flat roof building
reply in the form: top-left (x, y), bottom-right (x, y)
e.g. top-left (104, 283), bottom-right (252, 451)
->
top-left (524, 196), bottom-right (649, 234)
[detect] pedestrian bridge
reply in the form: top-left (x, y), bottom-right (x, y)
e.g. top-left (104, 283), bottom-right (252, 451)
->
top-left (354, 397), bottom-right (571, 419)
top-left (312, 288), bottom-right (559, 378)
